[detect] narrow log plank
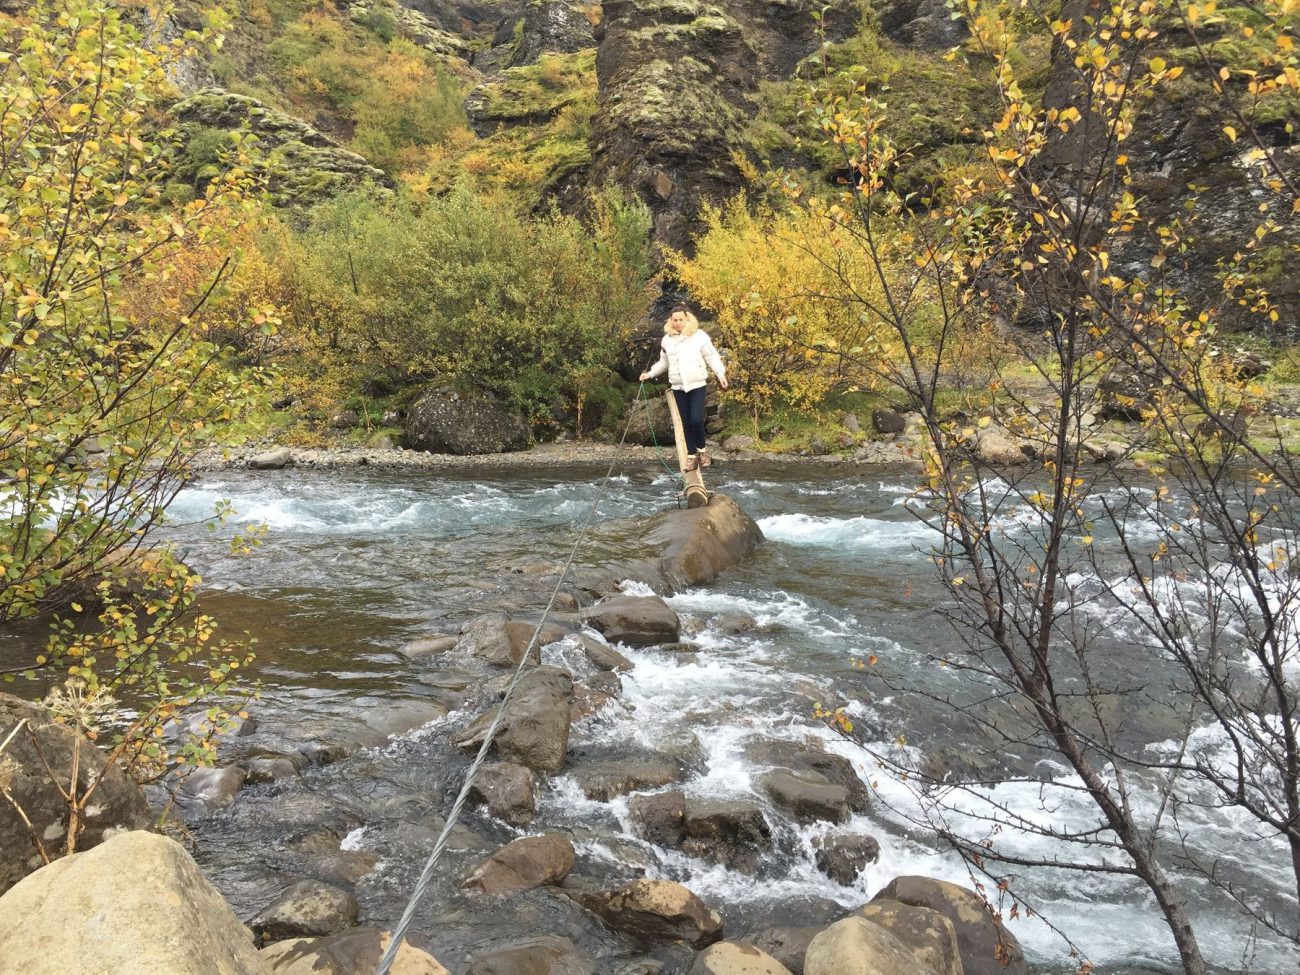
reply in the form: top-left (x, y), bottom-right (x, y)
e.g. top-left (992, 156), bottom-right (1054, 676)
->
top-left (664, 390), bottom-right (709, 508)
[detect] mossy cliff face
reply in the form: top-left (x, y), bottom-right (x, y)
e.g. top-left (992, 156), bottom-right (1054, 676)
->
top-left (171, 88), bottom-right (393, 207)
top-left (586, 0), bottom-right (856, 252)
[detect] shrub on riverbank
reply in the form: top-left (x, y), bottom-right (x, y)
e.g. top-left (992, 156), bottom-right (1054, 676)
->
top-left (275, 186), bottom-right (653, 429)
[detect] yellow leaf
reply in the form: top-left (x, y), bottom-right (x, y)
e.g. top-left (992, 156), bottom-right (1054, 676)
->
top-left (67, 103), bottom-right (88, 118)
top-left (1224, 125), bottom-right (1238, 141)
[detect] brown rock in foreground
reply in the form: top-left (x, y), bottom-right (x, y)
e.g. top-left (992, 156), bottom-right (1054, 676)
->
top-left (461, 833), bottom-right (576, 895)
top-left (261, 927), bottom-right (450, 974)
top-left (573, 878), bottom-right (723, 949)
top-left (0, 693), bottom-right (152, 894)
top-left (0, 830), bottom-right (269, 974)
top-left (873, 875), bottom-right (1027, 975)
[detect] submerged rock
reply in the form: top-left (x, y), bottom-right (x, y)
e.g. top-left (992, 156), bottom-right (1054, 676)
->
top-left (814, 833), bottom-right (880, 886)
top-left (573, 878), bottom-right (723, 949)
top-left (0, 831), bottom-right (266, 974)
top-left (570, 756), bottom-right (683, 801)
top-left (465, 934), bottom-right (595, 975)
top-left (680, 798), bottom-right (772, 874)
top-left (461, 833), bottom-right (576, 895)
top-left (0, 694), bottom-right (152, 894)
top-left (468, 761), bottom-right (538, 825)
top-left (250, 879), bottom-right (360, 943)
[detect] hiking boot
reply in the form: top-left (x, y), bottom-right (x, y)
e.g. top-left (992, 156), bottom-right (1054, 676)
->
top-left (683, 455), bottom-right (698, 472)
top-left (698, 450), bottom-right (711, 468)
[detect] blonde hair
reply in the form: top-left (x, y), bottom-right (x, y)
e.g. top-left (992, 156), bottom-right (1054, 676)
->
top-left (664, 308), bottom-right (700, 336)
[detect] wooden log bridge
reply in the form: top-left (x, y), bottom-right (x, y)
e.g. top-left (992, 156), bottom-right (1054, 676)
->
top-left (663, 390), bottom-right (710, 508)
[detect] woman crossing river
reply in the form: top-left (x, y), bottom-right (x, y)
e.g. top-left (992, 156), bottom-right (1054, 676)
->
top-left (639, 305), bottom-right (729, 471)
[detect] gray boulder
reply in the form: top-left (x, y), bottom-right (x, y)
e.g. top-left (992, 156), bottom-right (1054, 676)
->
top-left (261, 927), bottom-right (450, 974)
top-left (628, 788), bottom-right (687, 847)
top-left (0, 830), bottom-right (268, 974)
top-left (760, 768), bottom-right (850, 825)
top-left (582, 595), bottom-right (680, 646)
top-left (872, 875), bottom-right (1027, 975)
top-left (455, 666), bottom-right (573, 774)
top-left (249, 447), bottom-right (294, 470)
top-left (576, 633), bottom-right (633, 671)
top-left (570, 757), bottom-right (682, 801)
top-left (461, 833), bottom-right (575, 895)
top-left (0, 693), bottom-right (151, 894)
top-left (871, 408), bottom-right (906, 434)
top-left (250, 879), bottom-right (360, 943)
top-left (406, 389), bottom-right (530, 455)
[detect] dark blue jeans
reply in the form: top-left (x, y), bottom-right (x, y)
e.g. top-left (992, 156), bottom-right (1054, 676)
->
top-left (673, 386), bottom-right (708, 455)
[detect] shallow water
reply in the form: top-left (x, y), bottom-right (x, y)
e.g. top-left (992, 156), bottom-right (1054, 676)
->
top-left (94, 465), bottom-right (1300, 972)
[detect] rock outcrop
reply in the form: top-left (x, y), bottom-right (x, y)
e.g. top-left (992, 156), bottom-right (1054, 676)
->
top-left (171, 88), bottom-right (393, 208)
top-left (0, 693), bottom-right (151, 894)
top-left (0, 830), bottom-right (268, 975)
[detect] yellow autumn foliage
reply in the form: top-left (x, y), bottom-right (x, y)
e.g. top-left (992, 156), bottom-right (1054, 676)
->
top-left (667, 200), bottom-right (901, 421)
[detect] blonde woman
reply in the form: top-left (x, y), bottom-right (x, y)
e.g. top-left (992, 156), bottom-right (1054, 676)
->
top-left (639, 304), bottom-right (728, 470)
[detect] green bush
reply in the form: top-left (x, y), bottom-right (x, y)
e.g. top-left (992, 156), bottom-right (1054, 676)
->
top-left (282, 186), bottom-right (653, 423)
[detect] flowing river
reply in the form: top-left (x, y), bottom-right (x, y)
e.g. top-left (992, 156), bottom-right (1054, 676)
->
top-left (148, 463), bottom-right (1296, 975)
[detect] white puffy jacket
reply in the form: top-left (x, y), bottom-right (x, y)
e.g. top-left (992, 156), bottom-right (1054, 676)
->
top-left (646, 330), bottom-right (726, 392)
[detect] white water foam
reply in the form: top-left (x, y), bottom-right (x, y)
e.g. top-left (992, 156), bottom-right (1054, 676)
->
top-left (757, 513), bottom-right (934, 550)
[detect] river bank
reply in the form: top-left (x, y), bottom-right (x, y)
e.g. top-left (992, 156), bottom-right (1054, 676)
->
top-left (190, 439), bottom-right (919, 473)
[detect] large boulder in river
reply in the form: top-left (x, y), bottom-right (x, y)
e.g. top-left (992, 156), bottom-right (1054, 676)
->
top-left (406, 389), bottom-right (531, 455)
top-left (0, 693), bottom-right (151, 894)
top-left (805, 916), bottom-right (941, 975)
top-left (872, 875), bottom-right (1027, 975)
top-left (582, 495), bottom-right (763, 594)
top-left (647, 494), bottom-right (763, 589)
top-left (573, 878), bottom-right (723, 949)
top-left (461, 833), bottom-right (575, 895)
top-left (0, 830), bottom-right (269, 974)
top-left (582, 594), bottom-right (679, 646)
top-left (455, 666), bottom-right (573, 773)
top-left (261, 927), bottom-right (450, 974)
